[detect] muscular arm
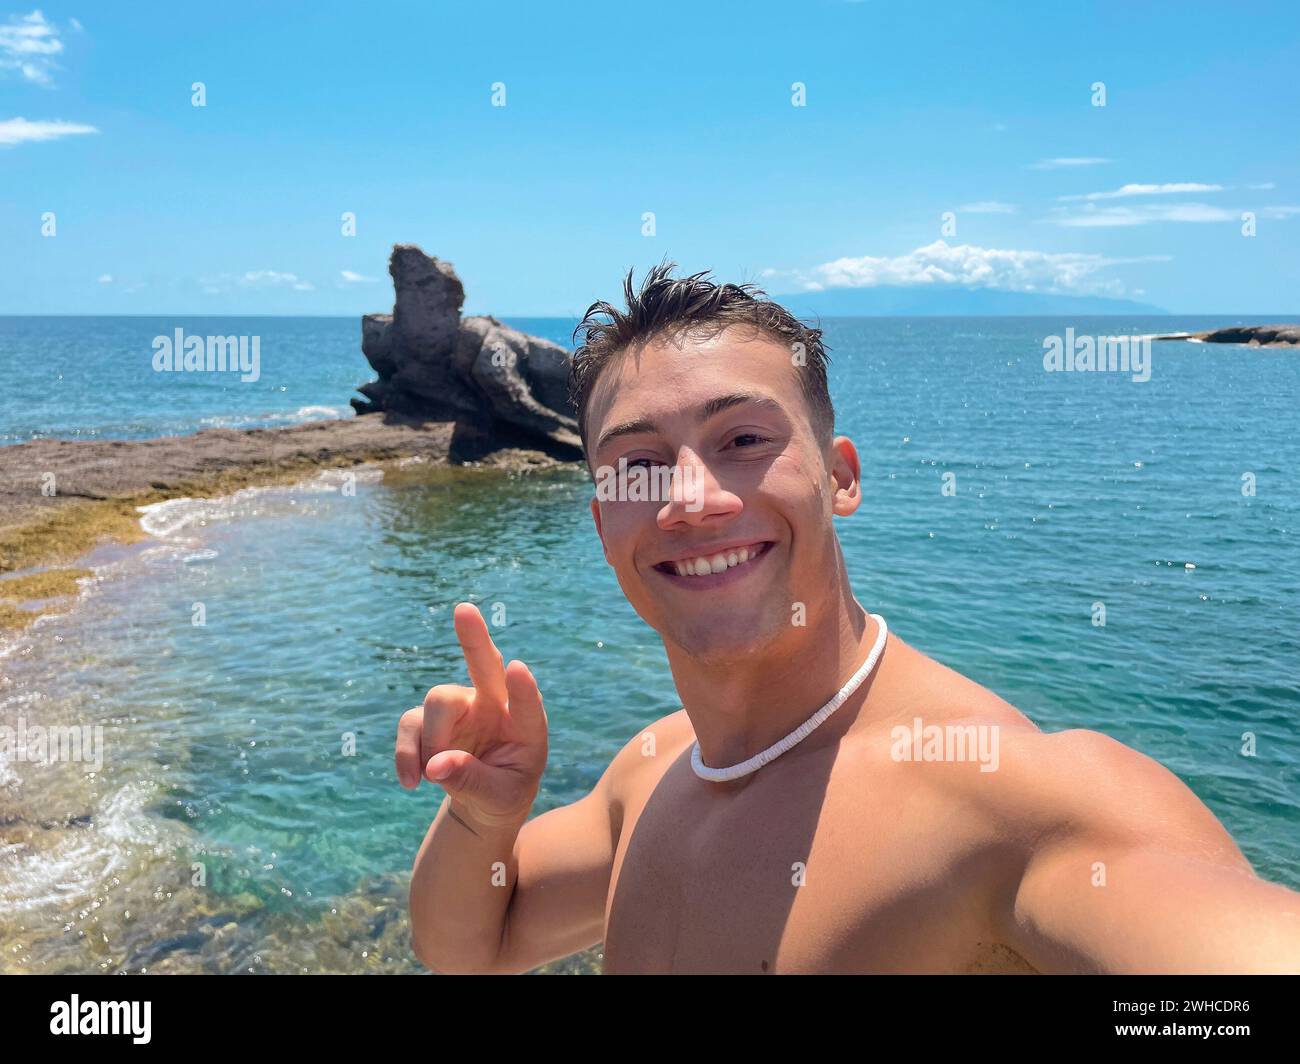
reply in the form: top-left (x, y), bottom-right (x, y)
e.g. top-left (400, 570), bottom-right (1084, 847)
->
top-left (411, 741), bottom-right (626, 975)
top-left (1004, 730), bottom-right (1300, 973)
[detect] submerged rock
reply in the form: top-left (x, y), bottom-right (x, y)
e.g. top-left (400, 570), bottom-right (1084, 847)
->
top-left (352, 245), bottom-right (581, 455)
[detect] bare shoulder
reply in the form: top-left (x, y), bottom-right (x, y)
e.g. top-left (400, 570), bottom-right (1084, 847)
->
top-left (879, 636), bottom-right (1251, 871)
top-left (985, 727), bottom-right (1251, 868)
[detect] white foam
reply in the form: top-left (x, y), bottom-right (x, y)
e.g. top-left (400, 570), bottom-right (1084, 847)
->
top-left (197, 405), bottom-right (351, 431)
top-left (0, 780), bottom-right (184, 914)
top-left (136, 466), bottom-right (384, 541)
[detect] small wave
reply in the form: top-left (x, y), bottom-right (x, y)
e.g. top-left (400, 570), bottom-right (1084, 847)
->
top-left (291, 405), bottom-right (348, 420)
top-left (137, 467), bottom-right (384, 539)
top-left (0, 780), bottom-right (183, 915)
top-left (196, 405), bottom-right (351, 431)
top-left (180, 549), bottom-right (220, 564)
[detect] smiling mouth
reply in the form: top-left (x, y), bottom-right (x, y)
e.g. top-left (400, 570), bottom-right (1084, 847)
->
top-left (653, 541), bottom-right (774, 580)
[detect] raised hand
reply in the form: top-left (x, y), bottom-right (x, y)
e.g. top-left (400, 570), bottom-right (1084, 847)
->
top-left (395, 603), bottom-right (549, 827)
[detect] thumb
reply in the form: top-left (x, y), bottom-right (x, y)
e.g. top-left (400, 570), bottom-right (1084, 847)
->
top-left (424, 748), bottom-right (528, 816)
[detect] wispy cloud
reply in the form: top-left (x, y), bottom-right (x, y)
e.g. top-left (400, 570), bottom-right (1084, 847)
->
top-left (1029, 157), bottom-right (1111, 170)
top-left (340, 270), bottom-right (378, 284)
top-left (0, 116), bottom-right (98, 146)
top-left (959, 201), bottom-right (1016, 214)
top-left (1047, 202), bottom-right (1300, 227)
top-left (97, 274), bottom-right (112, 284)
top-left (0, 10), bottom-right (64, 85)
top-left (1247, 181), bottom-right (1276, 190)
top-left (793, 240), bottom-right (1165, 297)
top-left (1059, 182), bottom-right (1224, 202)
top-left (201, 270), bottom-right (315, 293)
top-left (241, 270), bottom-right (314, 291)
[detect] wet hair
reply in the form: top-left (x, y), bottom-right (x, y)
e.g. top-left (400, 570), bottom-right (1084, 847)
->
top-left (569, 259), bottom-right (833, 457)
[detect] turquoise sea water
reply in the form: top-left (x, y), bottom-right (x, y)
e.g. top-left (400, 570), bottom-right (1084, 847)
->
top-left (1, 315), bottom-right (1297, 973)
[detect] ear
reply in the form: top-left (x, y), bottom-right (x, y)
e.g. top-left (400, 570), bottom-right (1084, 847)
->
top-left (589, 495), bottom-right (612, 563)
top-left (828, 436), bottom-right (862, 517)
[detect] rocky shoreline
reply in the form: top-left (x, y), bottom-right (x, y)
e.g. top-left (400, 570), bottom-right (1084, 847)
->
top-left (0, 413), bottom-right (578, 629)
top-left (0, 245), bottom-right (586, 629)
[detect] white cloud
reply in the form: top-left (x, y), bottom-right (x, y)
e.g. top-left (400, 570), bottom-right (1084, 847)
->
top-left (1029, 157), bottom-right (1111, 170)
top-left (240, 270), bottom-right (314, 291)
top-left (0, 116), bottom-right (98, 146)
top-left (0, 10), bottom-right (64, 85)
top-left (200, 270), bottom-right (315, 293)
top-left (340, 270), bottom-right (378, 284)
top-left (1059, 182), bottom-right (1224, 202)
top-left (1047, 202), bottom-right (1300, 227)
top-left (958, 201), bottom-right (1016, 214)
top-left (799, 239), bottom-right (1165, 297)
top-left (97, 274), bottom-right (112, 284)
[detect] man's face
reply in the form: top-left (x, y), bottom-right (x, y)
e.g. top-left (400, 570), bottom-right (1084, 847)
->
top-left (586, 325), bottom-right (861, 664)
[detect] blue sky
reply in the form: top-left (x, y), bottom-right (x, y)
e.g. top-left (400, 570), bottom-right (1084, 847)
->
top-left (3, 1), bottom-right (1298, 316)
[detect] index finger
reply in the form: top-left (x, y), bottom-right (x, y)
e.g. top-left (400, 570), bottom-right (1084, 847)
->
top-left (453, 603), bottom-right (510, 707)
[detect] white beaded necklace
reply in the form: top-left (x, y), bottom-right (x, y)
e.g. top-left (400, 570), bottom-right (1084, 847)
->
top-left (690, 614), bottom-right (889, 783)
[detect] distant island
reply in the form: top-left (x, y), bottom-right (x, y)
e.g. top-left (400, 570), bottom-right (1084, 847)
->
top-left (1152, 324), bottom-right (1300, 347)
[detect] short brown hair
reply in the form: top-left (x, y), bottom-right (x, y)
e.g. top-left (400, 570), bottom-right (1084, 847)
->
top-left (569, 260), bottom-right (833, 457)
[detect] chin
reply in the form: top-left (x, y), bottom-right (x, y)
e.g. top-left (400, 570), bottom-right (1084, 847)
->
top-left (662, 612), bottom-right (787, 665)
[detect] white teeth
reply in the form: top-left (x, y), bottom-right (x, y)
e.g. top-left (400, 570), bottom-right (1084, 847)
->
top-left (668, 544), bottom-right (765, 578)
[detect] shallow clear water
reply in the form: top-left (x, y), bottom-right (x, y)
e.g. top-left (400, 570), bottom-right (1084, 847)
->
top-left (1, 316), bottom-right (1297, 973)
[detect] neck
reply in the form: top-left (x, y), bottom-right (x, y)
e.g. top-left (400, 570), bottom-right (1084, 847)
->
top-left (665, 580), bottom-right (880, 787)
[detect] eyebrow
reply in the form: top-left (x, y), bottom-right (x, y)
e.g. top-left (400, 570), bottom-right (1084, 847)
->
top-left (594, 392), bottom-right (784, 455)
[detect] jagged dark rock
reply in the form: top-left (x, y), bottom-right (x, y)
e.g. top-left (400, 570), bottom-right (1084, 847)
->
top-left (352, 245), bottom-right (582, 455)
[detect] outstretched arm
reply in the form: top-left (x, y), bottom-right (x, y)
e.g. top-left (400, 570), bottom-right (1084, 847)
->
top-left (1006, 730), bottom-right (1300, 974)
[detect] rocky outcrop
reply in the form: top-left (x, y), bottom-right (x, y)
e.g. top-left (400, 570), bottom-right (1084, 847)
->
top-left (352, 246), bottom-right (581, 454)
top-left (1154, 324), bottom-right (1300, 346)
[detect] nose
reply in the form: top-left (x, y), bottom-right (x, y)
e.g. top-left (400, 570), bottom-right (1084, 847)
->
top-left (656, 449), bottom-right (742, 530)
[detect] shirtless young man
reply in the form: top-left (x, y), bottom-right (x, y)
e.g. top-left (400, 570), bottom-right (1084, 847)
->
top-left (395, 264), bottom-right (1300, 975)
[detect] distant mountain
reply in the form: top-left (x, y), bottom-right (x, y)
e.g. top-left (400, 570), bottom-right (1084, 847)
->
top-left (771, 286), bottom-right (1165, 317)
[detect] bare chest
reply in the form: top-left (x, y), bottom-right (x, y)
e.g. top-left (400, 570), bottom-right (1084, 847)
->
top-left (602, 749), bottom-right (1035, 974)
